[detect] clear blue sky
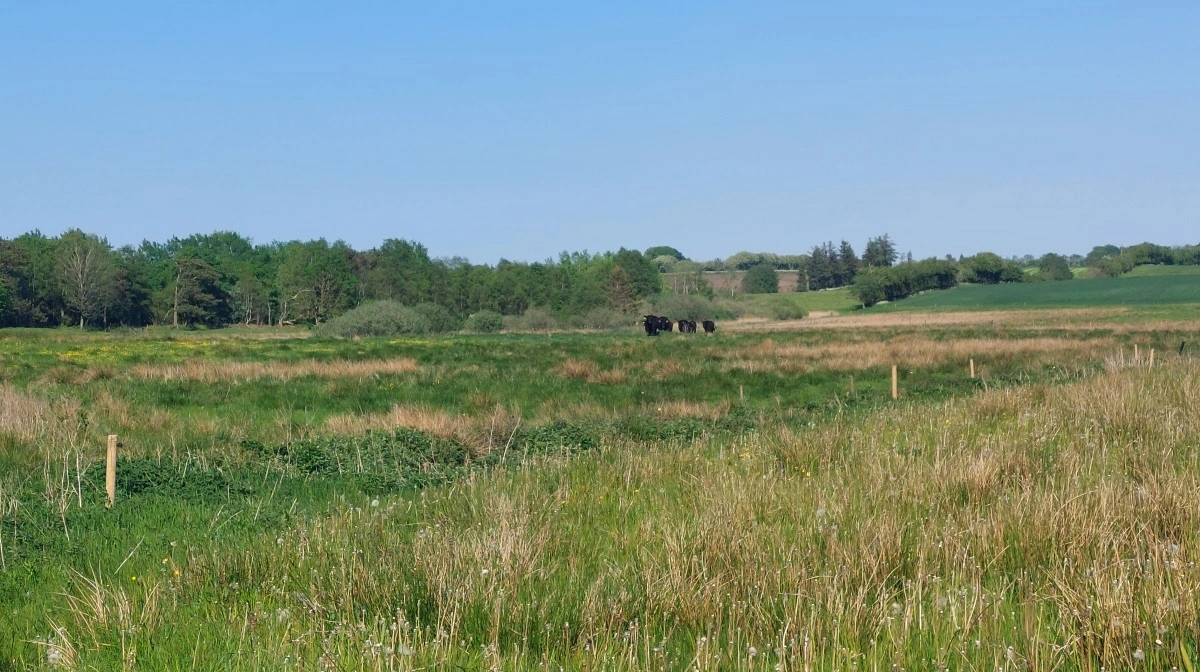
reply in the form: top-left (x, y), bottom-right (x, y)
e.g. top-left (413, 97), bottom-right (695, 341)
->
top-left (2, 3), bottom-right (1198, 264)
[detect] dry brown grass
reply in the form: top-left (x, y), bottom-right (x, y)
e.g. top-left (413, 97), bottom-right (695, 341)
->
top-left (128, 357), bottom-right (421, 383)
top-left (325, 404), bottom-right (473, 440)
top-left (641, 357), bottom-right (695, 380)
top-left (0, 384), bottom-right (83, 450)
top-left (715, 334), bottom-right (1122, 373)
top-left (324, 403), bottom-right (524, 456)
top-left (646, 399), bottom-right (731, 420)
top-left (551, 358), bottom-right (628, 384)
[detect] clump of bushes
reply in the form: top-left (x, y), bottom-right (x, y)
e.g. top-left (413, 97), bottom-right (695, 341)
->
top-left (567, 307), bottom-right (631, 331)
top-left (412, 302), bottom-right (461, 332)
top-left (466, 310), bottom-right (505, 333)
top-left (650, 293), bottom-right (720, 322)
top-left (508, 307), bottom-right (557, 332)
top-left (766, 298), bottom-right (808, 320)
top-left (316, 300), bottom-right (459, 337)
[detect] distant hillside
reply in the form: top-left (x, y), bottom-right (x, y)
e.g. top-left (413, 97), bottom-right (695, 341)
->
top-left (877, 275), bottom-right (1200, 311)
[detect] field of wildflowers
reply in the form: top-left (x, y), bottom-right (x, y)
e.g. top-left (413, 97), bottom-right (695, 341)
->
top-left (1, 319), bottom-right (1198, 670)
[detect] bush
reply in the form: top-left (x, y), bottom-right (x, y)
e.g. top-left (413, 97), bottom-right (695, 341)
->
top-left (742, 262), bottom-right (779, 294)
top-left (960, 253), bottom-right (1025, 284)
top-left (852, 259), bottom-right (959, 307)
top-left (567, 307), bottom-right (631, 331)
top-left (767, 299), bottom-right (808, 320)
top-left (650, 293), bottom-right (719, 321)
top-left (466, 310), bottom-right (504, 333)
top-left (316, 301), bottom-right (432, 338)
top-left (1036, 254), bottom-right (1073, 282)
top-left (412, 302), bottom-right (461, 333)
top-left (510, 307), bottom-right (557, 332)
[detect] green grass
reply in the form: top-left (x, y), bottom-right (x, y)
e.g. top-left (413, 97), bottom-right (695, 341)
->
top-left (3, 325), bottom-right (1200, 670)
top-left (729, 287), bottom-right (858, 317)
top-left (877, 274), bottom-right (1200, 311)
top-left (1124, 264), bottom-right (1200, 277)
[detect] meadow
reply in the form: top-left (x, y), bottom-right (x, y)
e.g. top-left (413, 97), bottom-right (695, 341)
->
top-left (2, 316), bottom-right (1199, 670)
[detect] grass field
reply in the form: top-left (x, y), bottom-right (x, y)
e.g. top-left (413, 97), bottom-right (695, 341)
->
top-left (1125, 264), bottom-right (1200, 277)
top-left (878, 275), bottom-right (1200, 312)
top-left (2, 319), bottom-right (1199, 670)
top-left (725, 288), bottom-right (859, 318)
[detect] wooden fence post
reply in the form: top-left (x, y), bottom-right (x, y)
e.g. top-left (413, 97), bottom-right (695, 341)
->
top-left (106, 435), bottom-right (117, 509)
top-left (739, 385), bottom-right (744, 402)
top-left (969, 359), bottom-right (975, 379)
top-left (1149, 349), bottom-right (1155, 368)
top-left (892, 365), bottom-right (898, 400)
top-left (1134, 344), bottom-right (1140, 362)
top-left (849, 375), bottom-right (855, 398)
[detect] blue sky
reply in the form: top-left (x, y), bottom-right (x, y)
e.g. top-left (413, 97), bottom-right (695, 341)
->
top-left (2, 2), bottom-right (1198, 264)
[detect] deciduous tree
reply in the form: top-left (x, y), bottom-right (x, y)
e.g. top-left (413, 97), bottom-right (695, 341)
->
top-left (57, 229), bottom-right (116, 328)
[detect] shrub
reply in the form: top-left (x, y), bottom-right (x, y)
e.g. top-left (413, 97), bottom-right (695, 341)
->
top-left (511, 307), bottom-right (557, 332)
top-left (767, 299), bottom-right (808, 320)
top-left (650, 293), bottom-right (719, 321)
top-left (466, 310), bottom-right (504, 333)
top-left (852, 259), bottom-right (959, 307)
top-left (1036, 254), bottom-right (1073, 282)
top-left (567, 307), bottom-right (630, 331)
top-left (960, 253), bottom-right (1025, 284)
top-left (316, 301), bottom-right (432, 337)
top-left (412, 302), bottom-right (461, 333)
top-left (742, 262), bottom-right (779, 294)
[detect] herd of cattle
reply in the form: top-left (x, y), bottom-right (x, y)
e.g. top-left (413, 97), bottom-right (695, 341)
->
top-left (642, 314), bottom-right (715, 336)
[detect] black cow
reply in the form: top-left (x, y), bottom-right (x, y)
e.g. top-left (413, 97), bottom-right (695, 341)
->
top-left (678, 319), bottom-right (696, 333)
top-left (643, 314), bottom-right (659, 336)
top-left (658, 316), bottom-right (673, 332)
top-left (702, 320), bottom-right (716, 334)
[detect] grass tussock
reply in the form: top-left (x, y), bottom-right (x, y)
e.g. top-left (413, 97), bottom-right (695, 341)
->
top-left (324, 403), bottom-right (523, 455)
top-left (129, 357), bottom-right (421, 383)
top-left (641, 357), bottom-right (695, 380)
top-left (647, 399), bottom-right (731, 420)
top-left (0, 385), bottom-right (83, 449)
top-left (552, 358), bottom-right (628, 384)
top-left (325, 403), bottom-right (472, 440)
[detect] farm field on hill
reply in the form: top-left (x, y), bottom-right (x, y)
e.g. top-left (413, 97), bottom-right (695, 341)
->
top-left (2, 320), bottom-right (1199, 670)
top-left (1124, 264), bottom-right (1200, 277)
top-left (879, 275), bottom-right (1200, 311)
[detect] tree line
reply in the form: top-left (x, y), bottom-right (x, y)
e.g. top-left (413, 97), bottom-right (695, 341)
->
top-left (0, 231), bottom-right (660, 329)
top-left (2, 230), bottom-right (1197, 328)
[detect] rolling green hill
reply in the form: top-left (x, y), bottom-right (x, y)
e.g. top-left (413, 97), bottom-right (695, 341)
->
top-left (1124, 264), bottom-right (1200, 277)
top-left (879, 274), bottom-right (1200, 311)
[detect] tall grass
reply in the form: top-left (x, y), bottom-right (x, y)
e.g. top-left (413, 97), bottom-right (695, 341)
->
top-left (8, 362), bottom-right (1197, 670)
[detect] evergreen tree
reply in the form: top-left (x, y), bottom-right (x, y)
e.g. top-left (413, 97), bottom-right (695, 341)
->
top-left (863, 235), bottom-right (898, 267)
top-left (837, 240), bottom-right (859, 286)
top-left (808, 244), bottom-right (835, 290)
